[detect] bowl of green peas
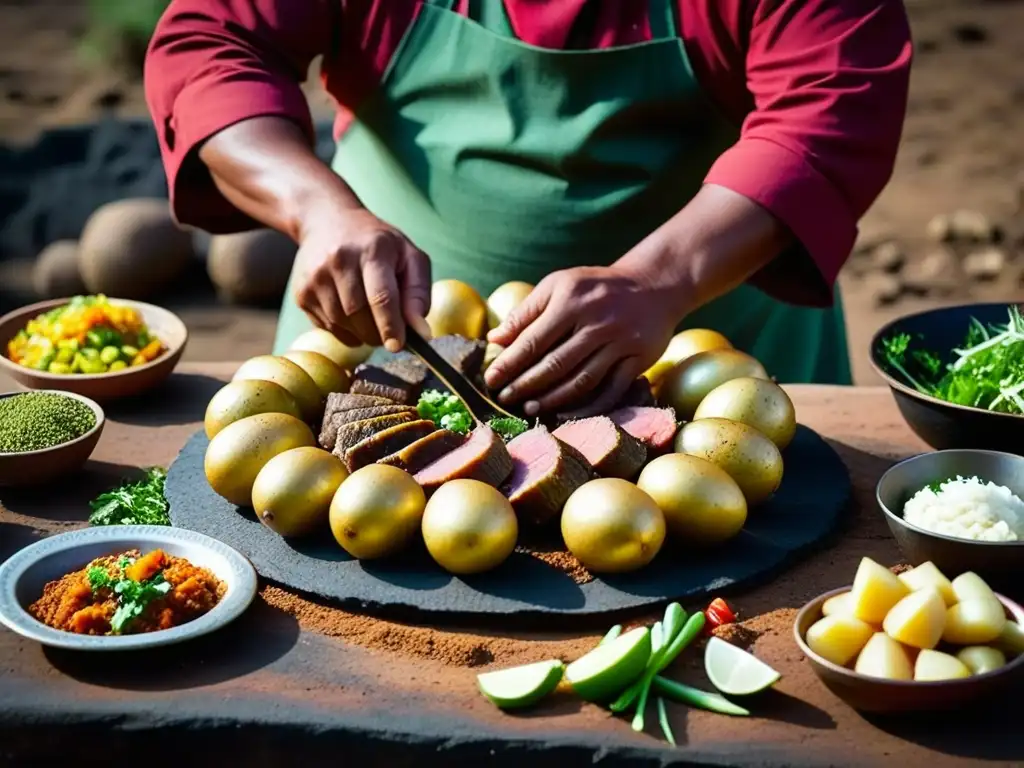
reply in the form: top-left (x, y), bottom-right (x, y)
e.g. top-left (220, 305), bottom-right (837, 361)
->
top-left (0, 296), bottom-right (188, 401)
top-left (0, 390), bottom-right (105, 487)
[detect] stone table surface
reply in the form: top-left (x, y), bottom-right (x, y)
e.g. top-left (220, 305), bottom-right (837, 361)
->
top-left (1, 364), bottom-right (1021, 768)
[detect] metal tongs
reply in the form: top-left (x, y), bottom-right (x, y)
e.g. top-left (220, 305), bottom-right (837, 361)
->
top-left (404, 327), bottom-right (518, 425)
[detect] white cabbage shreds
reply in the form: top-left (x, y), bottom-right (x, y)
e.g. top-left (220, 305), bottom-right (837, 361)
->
top-left (903, 476), bottom-right (1024, 542)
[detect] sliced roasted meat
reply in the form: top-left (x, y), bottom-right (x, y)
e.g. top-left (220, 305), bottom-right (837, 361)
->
top-left (350, 358), bottom-right (428, 404)
top-left (319, 405), bottom-right (417, 451)
top-left (414, 425), bottom-right (513, 492)
top-left (332, 412), bottom-right (417, 458)
top-left (323, 392), bottom-right (394, 425)
top-left (503, 427), bottom-right (594, 525)
top-left (378, 429), bottom-right (468, 475)
top-left (392, 334), bottom-right (487, 378)
top-left (607, 406), bottom-right (678, 453)
top-left (553, 416), bottom-right (647, 479)
top-left (344, 419), bottom-right (437, 472)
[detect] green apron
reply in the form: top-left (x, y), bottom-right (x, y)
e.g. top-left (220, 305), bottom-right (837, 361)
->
top-left (274, 0), bottom-right (852, 385)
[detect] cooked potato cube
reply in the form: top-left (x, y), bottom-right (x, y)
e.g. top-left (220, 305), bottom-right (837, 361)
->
top-left (822, 592), bottom-right (853, 617)
top-left (898, 562), bottom-right (956, 606)
top-left (849, 557), bottom-right (909, 624)
top-left (882, 588), bottom-right (946, 650)
top-left (854, 632), bottom-right (913, 680)
top-left (951, 572), bottom-right (998, 606)
top-left (805, 614), bottom-right (875, 667)
top-left (995, 620), bottom-right (1024, 656)
top-left (943, 599), bottom-right (1007, 645)
top-left (956, 646), bottom-right (1006, 675)
top-left (914, 649), bottom-right (971, 681)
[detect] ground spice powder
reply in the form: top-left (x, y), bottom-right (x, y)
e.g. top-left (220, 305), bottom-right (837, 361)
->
top-left (261, 585), bottom-right (800, 672)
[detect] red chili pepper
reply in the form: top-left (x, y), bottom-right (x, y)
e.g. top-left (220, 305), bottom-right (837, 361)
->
top-left (704, 598), bottom-right (737, 632)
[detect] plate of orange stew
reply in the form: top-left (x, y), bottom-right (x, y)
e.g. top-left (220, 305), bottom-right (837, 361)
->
top-left (0, 525), bottom-right (257, 650)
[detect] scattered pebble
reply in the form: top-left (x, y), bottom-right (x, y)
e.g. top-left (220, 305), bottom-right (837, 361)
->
top-left (963, 246), bottom-right (1008, 281)
top-left (870, 241), bottom-right (905, 274)
top-left (868, 273), bottom-right (903, 306)
top-left (902, 247), bottom-right (959, 293)
top-left (927, 210), bottom-right (1001, 244)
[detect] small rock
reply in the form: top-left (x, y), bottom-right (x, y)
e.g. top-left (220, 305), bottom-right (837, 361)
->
top-left (902, 248), bottom-right (959, 293)
top-left (962, 247), bottom-right (1008, 281)
top-left (928, 210), bottom-right (1004, 244)
top-left (868, 273), bottom-right (903, 306)
top-left (871, 241), bottom-right (905, 273)
top-left (952, 24), bottom-right (988, 46)
top-left (926, 213), bottom-right (952, 242)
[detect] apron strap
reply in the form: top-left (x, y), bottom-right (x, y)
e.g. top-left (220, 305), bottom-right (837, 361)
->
top-left (648, 0), bottom-right (681, 40)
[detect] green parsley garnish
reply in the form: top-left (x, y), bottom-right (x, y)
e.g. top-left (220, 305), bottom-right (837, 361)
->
top-left (487, 415), bottom-right (529, 441)
top-left (880, 306), bottom-right (1024, 415)
top-left (417, 389), bottom-right (473, 434)
top-left (88, 467), bottom-right (170, 526)
top-left (85, 554), bottom-right (173, 634)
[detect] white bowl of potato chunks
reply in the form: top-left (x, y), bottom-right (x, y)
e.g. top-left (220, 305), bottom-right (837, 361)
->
top-left (794, 557), bottom-right (1024, 713)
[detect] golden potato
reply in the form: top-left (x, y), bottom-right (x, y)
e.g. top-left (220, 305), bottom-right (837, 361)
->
top-left (693, 377), bottom-right (796, 449)
top-left (943, 599), bottom-right (1007, 645)
top-left (252, 447), bottom-right (347, 537)
top-left (658, 349), bottom-right (768, 420)
top-left (288, 328), bottom-right (372, 371)
top-left (854, 632), bottom-right (914, 680)
top-left (204, 379), bottom-right (302, 439)
top-left (849, 557), bottom-right (909, 624)
top-left (898, 561), bottom-right (956, 607)
top-left (957, 645), bottom-right (1006, 675)
top-left (232, 355), bottom-right (323, 423)
top-left (636, 453), bottom-right (747, 546)
top-left (329, 465), bottom-right (426, 560)
top-left (486, 281), bottom-right (533, 329)
top-left (283, 350), bottom-right (351, 398)
top-left (674, 418), bottom-right (783, 506)
top-left (914, 649), bottom-right (971, 681)
top-left (426, 279), bottom-right (489, 339)
top-left (643, 328), bottom-right (733, 391)
top-left (822, 592), bottom-right (853, 618)
top-left (805, 614), bottom-right (874, 667)
top-left (882, 587), bottom-right (946, 650)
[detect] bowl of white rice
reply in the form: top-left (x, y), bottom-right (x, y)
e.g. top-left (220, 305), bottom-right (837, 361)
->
top-left (877, 450), bottom-right (1024, 597)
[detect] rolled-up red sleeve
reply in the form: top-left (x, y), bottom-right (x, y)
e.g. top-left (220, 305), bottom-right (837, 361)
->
top-left (704, 0), bottom-right (912, 306)
top-left (144, 0), bottom-right (333, 232)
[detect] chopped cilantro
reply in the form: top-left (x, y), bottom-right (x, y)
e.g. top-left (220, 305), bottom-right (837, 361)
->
top-left (85, 553), bottom-right (172, 634)
top-left (88, 467), bottom-right (170, 526)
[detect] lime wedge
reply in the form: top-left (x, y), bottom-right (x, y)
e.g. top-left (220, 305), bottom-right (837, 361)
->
top-left (565, 626), bottom-right (651, 702)
top-left (704, 636), bottom-right (781, 696)
top-left (477, 659), bottom-right (565, 709)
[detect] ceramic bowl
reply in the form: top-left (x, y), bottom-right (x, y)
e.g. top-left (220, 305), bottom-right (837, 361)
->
top-left (0, 525), bottom-right (257, 651)
top-left (868, 302), bottom-right (1023, 454)
top-left (794, 586), bottom-right (1024, 713)
top-left (0, 390), bottom-right (105, 487)
top-left (876, 449), bottom-right (1024, 597)
top-left (0, 297), bottom-right (188, 401)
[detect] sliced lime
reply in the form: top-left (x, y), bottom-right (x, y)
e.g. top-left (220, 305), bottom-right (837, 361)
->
top-left (565, 626), bottom-right (651, 702)
top-left (704, 636), bottom-right (781, 696)
top-left (477, 659), bottom-right (565, 709)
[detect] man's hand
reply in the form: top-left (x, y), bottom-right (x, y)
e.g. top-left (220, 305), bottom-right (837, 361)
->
top-left (295, 207), bottom-right (433, 351)
top-left (484, 266), bottom-right (681, 418)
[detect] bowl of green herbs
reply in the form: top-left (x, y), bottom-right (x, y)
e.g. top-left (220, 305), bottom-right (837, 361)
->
top-left (870, 303), bottom-right (1024, 454)
top-left (0, 390), bottom-right (105, 487)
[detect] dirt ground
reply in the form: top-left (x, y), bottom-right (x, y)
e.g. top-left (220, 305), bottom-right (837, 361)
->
top-left (1, 0), bottom-right (1022, 384)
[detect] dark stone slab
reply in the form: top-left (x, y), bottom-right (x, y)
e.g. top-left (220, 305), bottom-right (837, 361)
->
top-left (167, 424), bottom-right (851, 624)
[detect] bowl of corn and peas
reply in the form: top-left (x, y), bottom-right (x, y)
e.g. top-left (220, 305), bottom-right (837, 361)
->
top-left (0, 296), bottom-right (188, 401)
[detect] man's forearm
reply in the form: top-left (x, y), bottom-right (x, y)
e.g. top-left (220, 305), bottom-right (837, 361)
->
top-left (617, 183), bottom-right (793, 321)
top-left (198, 116), bottom-right (363, 241)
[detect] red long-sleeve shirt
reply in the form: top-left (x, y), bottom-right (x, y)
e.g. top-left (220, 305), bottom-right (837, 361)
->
top-left (144, 0), bottom-right (912, 305)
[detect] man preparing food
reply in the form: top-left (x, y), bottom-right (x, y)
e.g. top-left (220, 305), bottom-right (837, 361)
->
top-left (145, 0), bottom-right (911, 417)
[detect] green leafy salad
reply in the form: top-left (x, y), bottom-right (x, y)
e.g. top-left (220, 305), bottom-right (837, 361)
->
top-left (88, 467), bottom-right (170, 526)
top-left (880, 305), bottom-right (1024, 415)
top-left (417, 389), bottom-right (530, 440)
